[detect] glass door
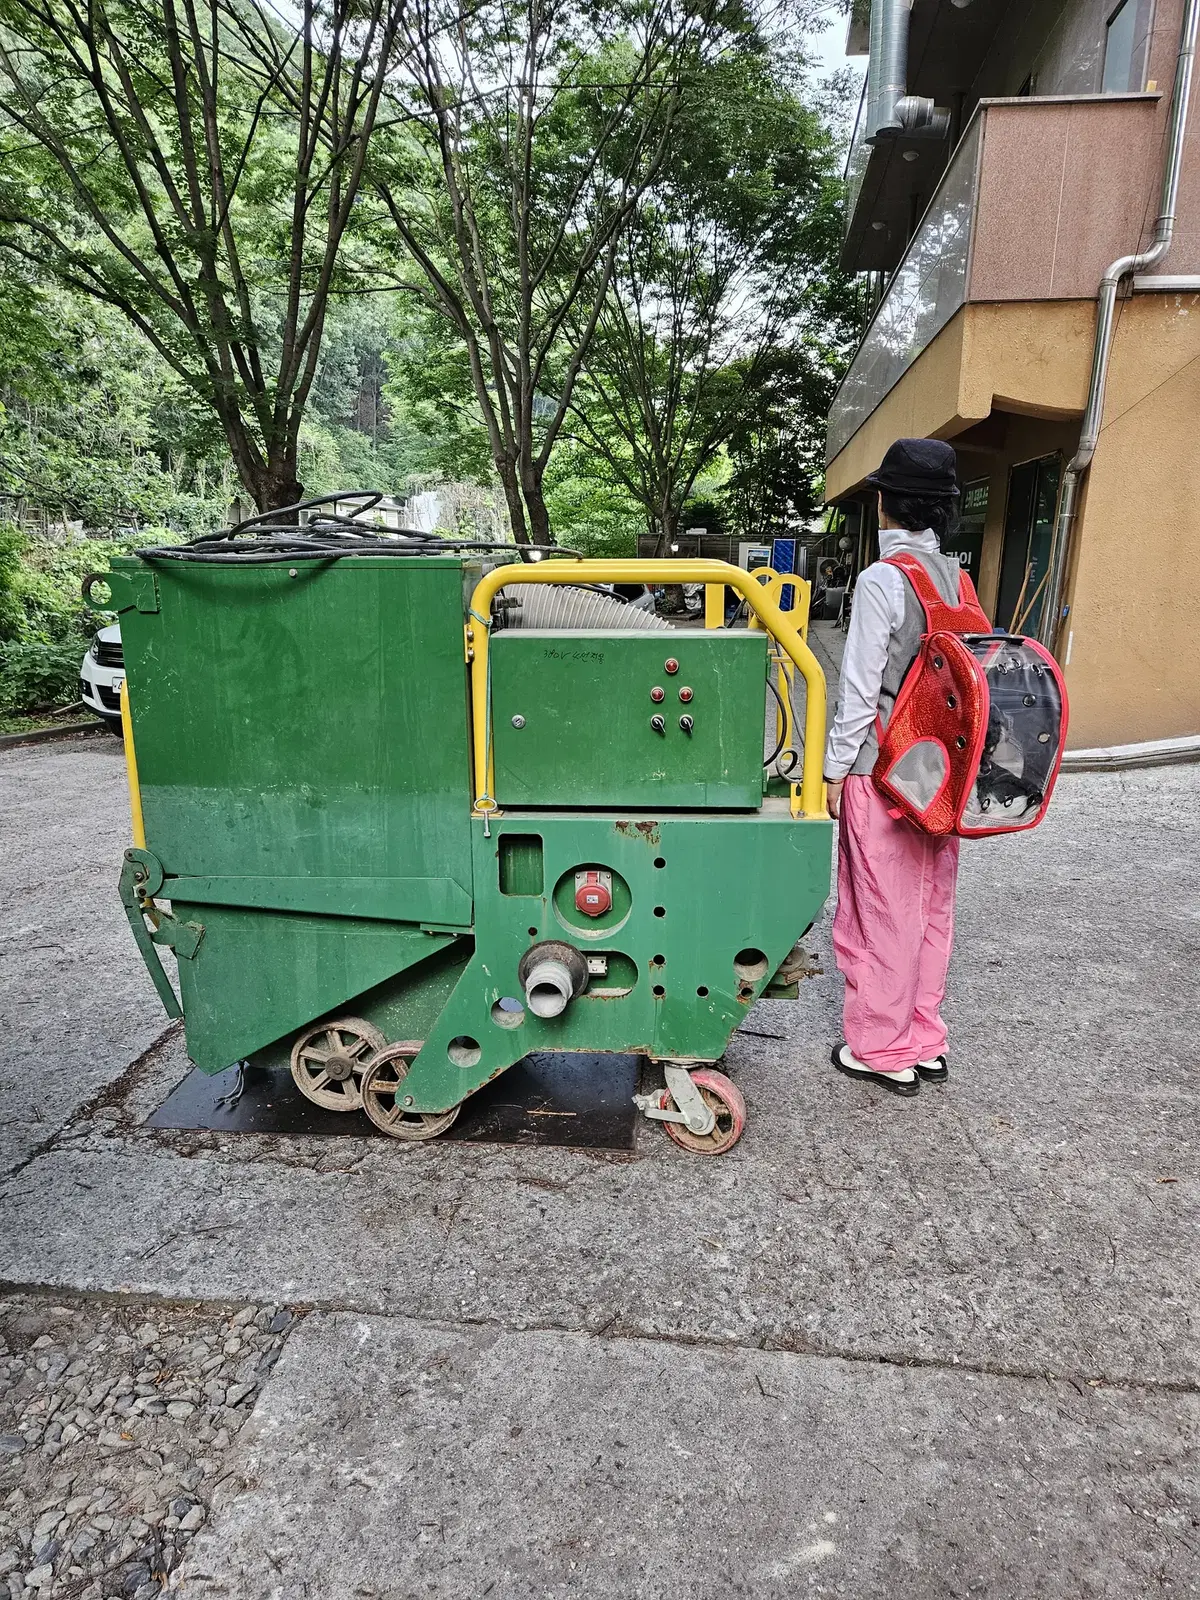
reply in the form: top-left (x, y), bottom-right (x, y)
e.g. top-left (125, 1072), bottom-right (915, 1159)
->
top-left (995, 455), bottom-right (1061, 636)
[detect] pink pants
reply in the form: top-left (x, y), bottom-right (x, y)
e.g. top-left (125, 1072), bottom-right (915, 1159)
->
top-left (832, 775), bottom-right (960, 1074)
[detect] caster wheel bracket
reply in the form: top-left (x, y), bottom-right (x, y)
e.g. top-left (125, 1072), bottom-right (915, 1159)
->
top-left (633, 1064), bottom-right (717, 1137)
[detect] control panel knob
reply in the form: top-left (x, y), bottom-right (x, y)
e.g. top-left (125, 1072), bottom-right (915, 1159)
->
top-left (679, 714), bottom-right (694, 736)
top-left (651, 714), bottom-right (666, 735)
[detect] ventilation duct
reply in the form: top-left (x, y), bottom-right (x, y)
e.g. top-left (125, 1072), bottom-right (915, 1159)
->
top-left (866, 1), bottom-right (949, 141)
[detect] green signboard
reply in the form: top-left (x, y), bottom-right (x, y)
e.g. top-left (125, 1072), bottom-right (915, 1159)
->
top-left (944, 478), bottom-right (987, 587)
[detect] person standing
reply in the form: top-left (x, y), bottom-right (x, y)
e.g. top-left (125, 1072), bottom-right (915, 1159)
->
top-left (824, 439), bottom-right (967, 1098)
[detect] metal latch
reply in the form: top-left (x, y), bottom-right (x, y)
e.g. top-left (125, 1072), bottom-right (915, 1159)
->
top-left (118, 848), bottom-right (205, 1020)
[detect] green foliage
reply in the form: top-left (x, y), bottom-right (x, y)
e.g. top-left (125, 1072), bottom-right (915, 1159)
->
top-left (569, 43), bottom-right (853, 546)
top-left (0, 0), bottom-right (405, 509)
top-left (0, 0), bottom-right (860, 552)
top-left (0, 638), bottom-right (81, 714)
top-left (0, 523), bottom-right (24, 640)
top-left (0, 281), bottom-right (234, 531)
top-left (542, 443), bottom-right (644, 557)
top-left (0, 521), bottom-right (179, 655)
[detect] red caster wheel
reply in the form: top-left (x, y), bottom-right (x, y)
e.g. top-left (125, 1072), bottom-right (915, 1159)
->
top-left (660, 1069), bottom-right (746, 1156)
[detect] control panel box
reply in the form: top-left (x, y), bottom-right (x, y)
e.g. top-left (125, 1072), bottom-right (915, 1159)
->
top-left (489, 629), bottom-right (769, 809)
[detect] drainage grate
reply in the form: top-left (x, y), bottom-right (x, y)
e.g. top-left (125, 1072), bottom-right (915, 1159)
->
top-left (145, 1052), bottom-right (643, 1151)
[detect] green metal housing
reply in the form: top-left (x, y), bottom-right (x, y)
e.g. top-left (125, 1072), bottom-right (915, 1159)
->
top-left (110, 551), bottom-right (832, 1106)
top-left (490, 629), bottom-right (768, 809)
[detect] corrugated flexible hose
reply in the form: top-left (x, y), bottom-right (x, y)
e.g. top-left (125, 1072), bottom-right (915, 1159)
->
top-left (500, 585), bottom-right (676, 632)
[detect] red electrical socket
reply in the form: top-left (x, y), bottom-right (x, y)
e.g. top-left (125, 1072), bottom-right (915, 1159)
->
top-left (574, 869), bottom-right (612, 917)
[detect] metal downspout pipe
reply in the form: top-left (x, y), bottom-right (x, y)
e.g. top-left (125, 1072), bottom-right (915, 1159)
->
top-left (1038, 0), bottom-right (1200, 655)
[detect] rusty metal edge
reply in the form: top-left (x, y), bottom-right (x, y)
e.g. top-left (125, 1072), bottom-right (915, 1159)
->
top-left (0, 719), bottom-right (111, 752)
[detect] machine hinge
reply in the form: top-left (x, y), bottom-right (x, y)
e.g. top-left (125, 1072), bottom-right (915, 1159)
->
top-left (118, 848), bottom-right (205, 1019)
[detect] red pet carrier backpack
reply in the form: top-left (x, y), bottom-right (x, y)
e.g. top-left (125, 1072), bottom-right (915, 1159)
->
top-left (871, 552), bottom-right (1069, 838)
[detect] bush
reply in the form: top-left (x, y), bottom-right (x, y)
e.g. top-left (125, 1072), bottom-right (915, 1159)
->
top-left (0, 522), bottom-right (25, 640)
top-left (0, 523), bottom-right (181, 647)
top-left (0, 638), bottom-right (83, 714)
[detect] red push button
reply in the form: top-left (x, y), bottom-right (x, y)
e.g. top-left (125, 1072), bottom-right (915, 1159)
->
top-left (574, 870), bottom-right (612, 917)
top-left (678, 685), bottom-right (693, 703)
top-left (664, 658), bottom-right (679, 675)
top-left (650, 686), bottom-right (665, 703)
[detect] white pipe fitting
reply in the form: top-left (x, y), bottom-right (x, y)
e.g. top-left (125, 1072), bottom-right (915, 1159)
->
top-left (523, 959), bottom-right (577, 1018)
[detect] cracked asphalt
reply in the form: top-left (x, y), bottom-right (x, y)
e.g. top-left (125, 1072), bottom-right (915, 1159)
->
top-left (2, 686), bottom-right (1199, 1597)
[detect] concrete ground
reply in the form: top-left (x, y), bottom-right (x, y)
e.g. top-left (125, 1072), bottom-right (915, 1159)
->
top-left (1, 683), bottom-right (1198, 1598)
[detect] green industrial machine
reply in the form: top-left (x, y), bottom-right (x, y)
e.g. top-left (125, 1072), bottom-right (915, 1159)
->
top-left (108, 503), bottom-right (832, 1154)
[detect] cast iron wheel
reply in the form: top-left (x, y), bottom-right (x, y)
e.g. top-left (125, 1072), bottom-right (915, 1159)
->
top-left (289, 1016), bottom-right (385, 1112)
top-left (360, 1042), bottom-right (462, 1142)
top-left (660, 1069), bottom-right (746, 1156)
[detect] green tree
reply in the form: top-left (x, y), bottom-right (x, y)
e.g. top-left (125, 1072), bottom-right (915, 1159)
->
top-left (0, 283), bottom-right (234, 529)
top-left (0, 0), bottom-right (406, 511)
top-left (567, 49), bottom-right (847, 552)
top-left (370, 0), bottom-right (756, 546)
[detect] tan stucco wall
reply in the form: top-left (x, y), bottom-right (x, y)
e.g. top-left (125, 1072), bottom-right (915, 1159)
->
top-left (826, 293), bottom-right (1200, 748)
top-left (1064, 291), bottom-right (1200, 746)
top-left (825, 300), bottom-right (1097, 500)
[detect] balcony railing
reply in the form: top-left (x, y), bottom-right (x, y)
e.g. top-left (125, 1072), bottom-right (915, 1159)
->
top-left (843, 75), bottom-right (871, 226)
top-left (828, 119), bottom-right (980, 462)
top-left (827, 91), bottom-right (1166, 466)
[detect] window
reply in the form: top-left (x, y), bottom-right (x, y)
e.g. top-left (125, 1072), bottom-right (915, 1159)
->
top-left (1103, 0), bottom-right (1140, 93)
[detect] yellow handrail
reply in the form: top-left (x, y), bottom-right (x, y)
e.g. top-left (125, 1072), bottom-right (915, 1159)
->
top-left (744, 567), bottom-right (812, 640)
top-left (467, 559), bottom-right (828, 819)
top-left (119, 678), bottom-right (147, 850)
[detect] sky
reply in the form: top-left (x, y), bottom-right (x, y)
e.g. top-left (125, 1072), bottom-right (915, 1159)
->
top-left (810, 4), bottom-right (855, 75)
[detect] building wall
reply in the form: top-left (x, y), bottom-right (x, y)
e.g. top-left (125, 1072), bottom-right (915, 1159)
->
top-left (1064, 290), bottom-right (1200, 745)
top-left (972, 0), bottom-right (1157, 101)
top-left (824, 300), bottom-right (1097, 501)
top-left (825, 292), bottom-right (1200, 748)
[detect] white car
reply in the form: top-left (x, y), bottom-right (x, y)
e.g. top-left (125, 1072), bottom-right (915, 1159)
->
top-left (80, 623), bottom-right (125, 732)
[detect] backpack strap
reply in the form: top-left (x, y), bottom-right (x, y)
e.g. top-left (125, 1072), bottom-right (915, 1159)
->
top-left (882, 551), bottom-right (991, 633)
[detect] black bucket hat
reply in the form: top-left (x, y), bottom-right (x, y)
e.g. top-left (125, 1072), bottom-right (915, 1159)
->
top-left (866, 438), bottom-right (959, 500)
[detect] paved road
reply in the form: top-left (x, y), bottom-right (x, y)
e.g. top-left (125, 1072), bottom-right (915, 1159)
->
top-left (1, 730), bottom-right (1198, 1598)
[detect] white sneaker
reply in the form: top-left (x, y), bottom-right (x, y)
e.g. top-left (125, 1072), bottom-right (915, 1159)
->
top-left (831, 1043), bottom-right (920, 1097)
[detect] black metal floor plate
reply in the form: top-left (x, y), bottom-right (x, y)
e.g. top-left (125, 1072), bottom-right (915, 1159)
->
top-left (145, 1052), bottom-right (642, 1151)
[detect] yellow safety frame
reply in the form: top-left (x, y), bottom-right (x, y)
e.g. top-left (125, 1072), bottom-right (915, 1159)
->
top-left (119, 677), bottom-right (147, 849)
top-left (704, 567), bottom-right (812, 639)
top-left (467, 559), bottom-right (828, 820)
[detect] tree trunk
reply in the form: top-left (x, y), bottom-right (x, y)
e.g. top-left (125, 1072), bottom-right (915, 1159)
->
top-left (497, 460), bottom-right (530, 546)
top-left (245, 445), bottom-right (304, 519)
top-left (652, 497), bottom-right (678, 558)
top-left (522, 468), bottom-right (552, 547)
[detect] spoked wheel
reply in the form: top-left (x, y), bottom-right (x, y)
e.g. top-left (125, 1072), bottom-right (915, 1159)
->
top-left (290, 1016), bottom-right (385, 1111)
top-left (360, 1042), bottom-right (461, 1143)
top-left (660, 1069), bottom-right (746, 1156)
